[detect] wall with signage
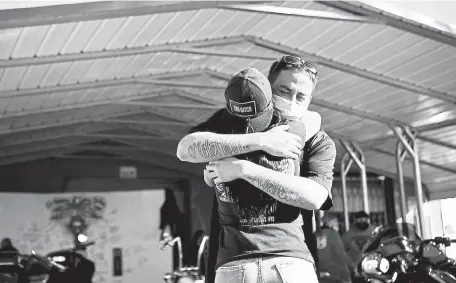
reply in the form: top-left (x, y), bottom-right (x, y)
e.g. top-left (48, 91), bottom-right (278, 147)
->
top-left (0, 190), bottom-right (171, 283)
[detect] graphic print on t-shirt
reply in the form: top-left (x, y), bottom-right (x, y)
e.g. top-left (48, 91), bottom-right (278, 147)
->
top-left (215, 154), bottom-right (297, 227)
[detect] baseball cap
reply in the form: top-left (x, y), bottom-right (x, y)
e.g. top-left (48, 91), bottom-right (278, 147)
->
top-left (224, 68), bottom-right (273, 132)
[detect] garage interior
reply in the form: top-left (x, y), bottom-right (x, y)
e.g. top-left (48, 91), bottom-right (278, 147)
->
top-left (1, 1), bottom-right (456, 283)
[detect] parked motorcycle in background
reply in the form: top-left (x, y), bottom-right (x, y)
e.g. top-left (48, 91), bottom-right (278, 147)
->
top-left (160, 232), bottom-right (208, 283)
top-left (358, 224), bottom-right (456, 283)
top-left (0, 234), bottom-right (95, 283)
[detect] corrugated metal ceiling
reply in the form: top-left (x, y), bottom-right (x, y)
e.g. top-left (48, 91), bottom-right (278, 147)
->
top-left (0, 1), bottom-right (455, 199)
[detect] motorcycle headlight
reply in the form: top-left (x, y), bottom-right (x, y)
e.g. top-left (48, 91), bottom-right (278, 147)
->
top-left (177, 277), bottom-right (195, 283)
top-left (379, 258), bottom-right (390, 273)
top-left (361, 258), bottom-right (380, 275)
top-left (51, 256), bottom-right (66, 263)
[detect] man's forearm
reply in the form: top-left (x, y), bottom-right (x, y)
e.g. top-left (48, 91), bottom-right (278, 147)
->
top-left (241, 162), bottom-right (328, 210)
top-left (177, 132), bottom-right (261, 163)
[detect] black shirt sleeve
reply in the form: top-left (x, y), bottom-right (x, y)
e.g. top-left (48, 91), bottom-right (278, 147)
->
top-left (302, 130), bottom-right (336, 211)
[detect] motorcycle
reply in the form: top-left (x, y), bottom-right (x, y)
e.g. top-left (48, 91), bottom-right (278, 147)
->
top-left (0, 250), bottom-right (66, 283)
top-left (160, 232), bottom-right (209, 283)
top-left (358, 224), bottom-right (456, 283)
top-left (0, 234), bottom-right (95, 283)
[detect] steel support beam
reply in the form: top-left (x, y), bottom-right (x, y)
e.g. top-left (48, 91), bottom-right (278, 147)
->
top-left (340, 140), bottom-right (370, 214)
top-left (245, 35), bottom-right (456, 104)
top-left (0, 69), bottom-right (203, 100)
top-left (114, 101), bottom-right (221, 110)
top-left (0, 110), bottom-right (144, 135)
top-left (67, 145), bottom-right (156, 153)
top-left (0, 36), bottom-right (249, 68)
top-left (98, 119), bottom-right (187, 127)
top-left (135, 78), bottom-right (226, 90)
top-left (0, 1), bottom-right (257, 30)
top-left (392, 125), bottom-right (427, 238)
top-left (396, 139), bottom-right (409, 224)
top-left (321, 1), bottom-right (456, 48)
top-left (416, 118), bottom-right (456, 133)
top-left (220, 4), bottom-right (378, 23)
top-left (0, 148), bottom-right (74, 166)
top-left (76, 133), bottom-right (178, 141)
top-left (367, 147), bottom-right (456, 175)
top-left (340, 153), bottom-right (353, 232)
top-left (0, 89), bottom-right (170, 120)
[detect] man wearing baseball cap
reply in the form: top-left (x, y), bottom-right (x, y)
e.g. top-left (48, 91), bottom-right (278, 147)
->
top-left (177, 66), bottom-right (332, 283)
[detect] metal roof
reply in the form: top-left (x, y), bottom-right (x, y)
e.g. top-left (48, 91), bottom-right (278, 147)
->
top-left (0, 1), bottom-right (455, 200)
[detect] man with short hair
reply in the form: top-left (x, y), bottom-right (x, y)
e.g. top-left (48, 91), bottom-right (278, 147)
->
top-left (177, 57), bottom-right (336, 283)
top-left (343, 211), bottom-right (375, 264)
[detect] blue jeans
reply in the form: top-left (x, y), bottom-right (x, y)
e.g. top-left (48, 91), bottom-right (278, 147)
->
top-left (215, 256), bottom-right (319, 283)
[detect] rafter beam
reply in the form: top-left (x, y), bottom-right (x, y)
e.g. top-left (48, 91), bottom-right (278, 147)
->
top-left (368, 147), bottom-right (456, 175)
top-left (329, 130), bottom-right (456, 175)
top-left (98, 119), bottom-right (187, 127)
top-left (0, 89), bottom-right (170, 120)
top-left (0, 110), bottom-right (143, 135)
top-left (135, 79), bottom-right (226, 90)
top-left (0, 69), bottom-right (203, 100)
top-left (66, 145), bottom-right (153, 153)
top-left (0, 126), bottom-right (180, 150)
top-left (321, 1), bottom-right (456, 48)
top-left (0, 36), bottom-right (248, 68)
top-left (0, 1), bottom-right (257, 30)
top-left (0, 138), bottom-right (94, 159)
top-left (245, 35), bottom-right (456, 104)
top-left (416, 117), bottom-right (456, 132)
top-left (221, 4), bottom-right (378, 23)
top-left (114, 101), bottom-right (221, 110)
top-left (75, 133), bottom-right (178, 141)
top-left (0, 148), bottom-right (74, 167)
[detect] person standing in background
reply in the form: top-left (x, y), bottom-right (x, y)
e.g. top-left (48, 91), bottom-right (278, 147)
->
top-left (317, 214), bottom-right (355, 283)
top-left (159, 188), bottom-right (186, 269)
top-left (342, 211), bottom-right (374, 263)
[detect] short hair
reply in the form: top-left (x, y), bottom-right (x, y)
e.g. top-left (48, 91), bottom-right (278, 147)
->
top-left (354, 211), bottom-right (370, 219)
top-left (267, 59), bottom-right (318, 86)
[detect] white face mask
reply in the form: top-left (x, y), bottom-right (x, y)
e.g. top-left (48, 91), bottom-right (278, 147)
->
top-left (272, 94), bottom-right (308, 120)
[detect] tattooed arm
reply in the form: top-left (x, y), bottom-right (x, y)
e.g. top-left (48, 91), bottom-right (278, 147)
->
top-left (241, 162), bottom-right (329, 210)
top-left (177, 132), bottom-right (263, 163)
top-left (243, 131), bottom-right (335, 210)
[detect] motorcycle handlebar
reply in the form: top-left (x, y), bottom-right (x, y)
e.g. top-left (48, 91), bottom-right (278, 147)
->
top-left (196, 236), bottom-right (209, 272)
top-left (418, 237), bottom-right (456, 258)
top-left (30, 250), bottom-right (67, 272)
top-left (160, 237), bottom-right (183, 271)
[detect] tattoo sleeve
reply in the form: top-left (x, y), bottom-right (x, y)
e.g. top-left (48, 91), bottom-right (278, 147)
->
top-left (187, 139), bottom-right (252, 160)
top-left (241, 162), bottom-right (329, 210)
top-left (244, 174), bottom-right (309, 207)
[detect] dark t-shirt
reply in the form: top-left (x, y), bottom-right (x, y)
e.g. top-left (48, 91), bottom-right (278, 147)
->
top-left (191, 109), bottom-right (336, 272)
top-left (317, 227), bottom-right (354, 281)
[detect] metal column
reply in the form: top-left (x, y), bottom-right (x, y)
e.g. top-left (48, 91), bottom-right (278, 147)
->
top-left (391, 126), bottom-right (427, 238)
top-left (340, 153), bottom-right (353, 232)
top-left (341, 140), bottom-right (370, 214)
top-left (395, 141), bottom-right (408, 224)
